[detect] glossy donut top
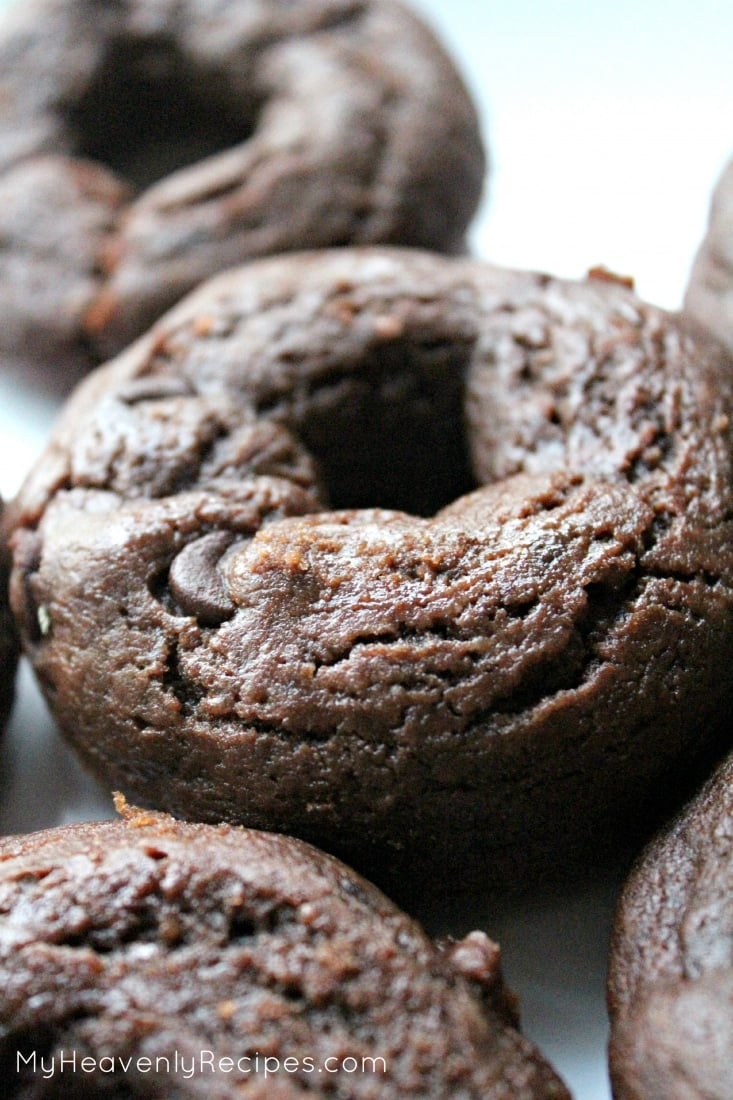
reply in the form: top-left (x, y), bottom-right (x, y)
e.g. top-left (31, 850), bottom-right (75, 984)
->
top-left (0, 807), bottom-right (570, 1098)
top-left (0, 0), bottom-right (485, 363)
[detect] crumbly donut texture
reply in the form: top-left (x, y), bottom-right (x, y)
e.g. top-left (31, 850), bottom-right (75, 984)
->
top-left (10, 247), bottom-right (733, 885)
top-left (0, 0), bottom-right (484, 369)
top-left (685, 157), bottom-right (733, 355)
top-left (607, 751), bottom-right (733, 1100)
top-left (0, 497), bottom-right (19, 731)
top-left (0, 807), bottom-right (570, 1099)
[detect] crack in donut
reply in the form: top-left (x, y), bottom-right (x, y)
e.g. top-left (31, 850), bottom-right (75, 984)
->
top-left (9, 247), bottom-right (733, 886)
top-left (0, 0), bottom-right (485, 371)
top-left (0, 808), bottom-right (571, 1099)
top-left (607, 750), bottom-right (733, 1100)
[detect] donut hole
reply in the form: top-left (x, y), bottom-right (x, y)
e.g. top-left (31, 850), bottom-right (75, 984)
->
top-left (68, 36), bottom-right (259, 192)
top-left (287, 341), bottom-right (477, 516)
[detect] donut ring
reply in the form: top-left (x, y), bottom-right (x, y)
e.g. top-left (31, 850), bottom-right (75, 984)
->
top-left (608, 750), bottom-right (733, 1100)
top-left (10, 247), bottom-right (733, 884)
top-left (0, 805), bottom-right (570, 1099)
top-left (0, 0), bottom-right (484, 367)
top-left (684, 157), bottom-right (733, 356)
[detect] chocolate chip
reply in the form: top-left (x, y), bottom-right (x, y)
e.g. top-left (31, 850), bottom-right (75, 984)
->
top-left (168, 532), bottom-right (236, 626)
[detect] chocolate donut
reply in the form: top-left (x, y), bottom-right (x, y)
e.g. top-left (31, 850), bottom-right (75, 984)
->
top-left (607, 751), bottom-right (733, 1100)
top-left (0, 496), bottom-right (19, 731)
top-left (10, 247), bottom-right (733, 885)
top-left (0, 0), bottom-right (484, 370)
top-left (0, 804), bottom-right (570, 1099)
top-left (684, 157), bottom-right (733, 355)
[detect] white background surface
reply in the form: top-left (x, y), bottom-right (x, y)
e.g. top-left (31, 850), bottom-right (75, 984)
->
top-left (1, 2), bottom-right (732, 1097)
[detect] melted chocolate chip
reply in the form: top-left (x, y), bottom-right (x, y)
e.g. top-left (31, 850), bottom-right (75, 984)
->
top-left (168, 532), bottom-right (236, 626)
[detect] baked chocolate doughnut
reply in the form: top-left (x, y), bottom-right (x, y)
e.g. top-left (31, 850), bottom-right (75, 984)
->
top-left (0, 804), bottom-right (570, 1099)
top-left (10, 247), bottom-right (733, 885)
top-left (0, 0), bottom-right (484, 372)
top-left (0, 496), bottom-right (19, 731)
top-left (607, 751), bottom-right (733, 1100)
top-left (684, 157), bottom-right (733, 355)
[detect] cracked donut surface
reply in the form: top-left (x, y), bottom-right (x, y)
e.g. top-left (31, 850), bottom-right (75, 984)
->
top-left (9, 247), bottom-right (733, 884)
top-left (0, 0), bottom-right (484, 370)
top-left (0, 806), bottom-right (570, 1099)
top-left (607, 750), bottom-right (733, 1100)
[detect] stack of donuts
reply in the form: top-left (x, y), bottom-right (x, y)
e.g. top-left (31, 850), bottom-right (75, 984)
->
top-left (1, 1), bottom-right (732, 1096)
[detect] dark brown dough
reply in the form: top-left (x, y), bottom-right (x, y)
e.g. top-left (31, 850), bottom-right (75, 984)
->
top-left (684, 157), bottom-right (733, 355)
top-left (9, 247), bottom-right (733, 887)
top-left (0, 0), bottom-right (484, 372)
top-left (607, 751), bottom-right (733, 1100)
top-left (0, 496), bottom-right (19, 732)
top-left (0, 805), bottom-right (570, 1099)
